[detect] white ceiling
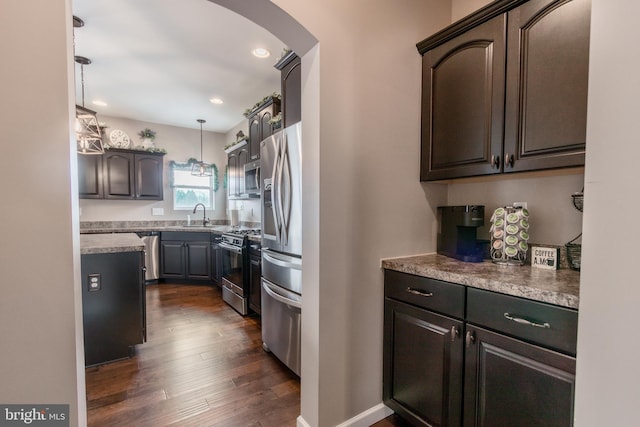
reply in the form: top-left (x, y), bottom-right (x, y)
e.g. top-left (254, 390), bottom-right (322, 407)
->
top-left (72, 0), bottom-right (286, 133)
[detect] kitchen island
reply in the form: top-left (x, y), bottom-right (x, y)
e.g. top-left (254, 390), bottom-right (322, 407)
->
top-left (80, 233), bottom-right (146, 366)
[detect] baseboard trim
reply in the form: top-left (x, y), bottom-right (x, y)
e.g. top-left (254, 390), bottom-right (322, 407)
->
top-left (297, 403), bottom-right (393, 427)
top-left (297, 415), bottom-right (311, 427)
top-left (336, 403), bottom-right (394, 427)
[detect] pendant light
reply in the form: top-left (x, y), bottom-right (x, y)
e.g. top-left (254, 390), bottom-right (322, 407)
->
top-left (192, 119), bottom-right (212, 176)
top-left (73, 17), bottom-right (103, 155)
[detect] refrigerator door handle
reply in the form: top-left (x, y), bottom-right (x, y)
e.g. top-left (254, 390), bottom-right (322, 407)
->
top-left (262, 248), bottom-right (302, 270)
top-left (262, 280), bottom-right (302, 309)
top-left (281, 139), bottom-right (291, 246)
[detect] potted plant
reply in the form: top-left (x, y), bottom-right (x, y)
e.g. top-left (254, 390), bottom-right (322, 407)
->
top-left (138, 128), bottom-right (156, 148)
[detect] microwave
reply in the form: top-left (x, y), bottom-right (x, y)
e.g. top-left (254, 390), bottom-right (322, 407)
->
top-left (243, 160), bottom-right (260, 198)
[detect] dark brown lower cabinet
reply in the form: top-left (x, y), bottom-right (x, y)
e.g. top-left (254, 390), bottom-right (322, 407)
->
top-left (463, 325), bottom-right (575, 427)
top-left (384, 298), bottom-right (463, 427)
top-left (384, 270), bottom-right (577, 427)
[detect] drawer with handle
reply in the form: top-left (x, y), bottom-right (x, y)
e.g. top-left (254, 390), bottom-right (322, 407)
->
top-left (466, 287), bottom-right (578, 355)
top-left (384, 270), bottom-right (465, 319)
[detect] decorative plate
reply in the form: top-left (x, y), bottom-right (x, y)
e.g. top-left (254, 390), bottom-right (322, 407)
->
top-left (108, 129), bottom-right (131, 148)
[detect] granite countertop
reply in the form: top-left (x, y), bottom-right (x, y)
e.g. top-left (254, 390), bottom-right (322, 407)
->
top-left (382, 253), bottom-right (580, 309)
top-left (79, 221), bottom-right (260, 236)
top-left (80, 233), bottom-right (145, 255)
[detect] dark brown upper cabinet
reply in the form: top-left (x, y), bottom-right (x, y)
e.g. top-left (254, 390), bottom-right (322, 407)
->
top-left (418, 0), bottom-right (590, 181)
top-left (503, 0), bottom-right (590, 173)
top-left (247, 96), bottom-right (281, 161)
top-left (274, 51), bottom-right (302, 128)
top-left (78, 149), bottom-right (165, 200)
top-left (77, 154), bottom-right (103, 199)
top-left (420, 15), bottom-right (506, 181)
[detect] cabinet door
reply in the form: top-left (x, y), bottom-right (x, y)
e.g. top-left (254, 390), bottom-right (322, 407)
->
top-left (103, 151), bottom-right (134, 199)
top-left (421, 15), bottom-right (506, 181)
top-left (503, 0), bottom-right (590, 172)
top-left (237, 147), bottom-right (249, 196)
top-left (160, 241), bottom-right (185, 278)
top-left (464, 325), bottom-right (576, 427)
top-left (185, 241), bottom-right (211, 280)
top-left (384, 298), bottom-right (463, 427)
top-left (77, 154), bottom-right (103, 198)
top-left (135, 154), bottom-right (164, 200)
top-left (227, 151), bottom-right (239, 198)
top-left (282, 55), bottom-right (302, 127)
top-left (248, 116), bottom-right (262, 161)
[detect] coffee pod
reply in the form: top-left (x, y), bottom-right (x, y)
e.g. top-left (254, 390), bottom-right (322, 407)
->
top-left (505, 235), bottom-right (518, 246)
top-left (519, 219), bottom-right (529, 229)
top-left (505, 246), bottom-right (518, 257)
top-left (519, 241), bottom-right (529, 252)
top-left (519, 230), bottom-right (529, 241)
top-left (520, 208), bottom-right (529, 217)
top-left (494, 207), bottom-right (505, 218)
top-left (494, 218), bottom-right (504, 228)
top-left (493, 229), bottom-right (504, 239)
top-left (506, 213), bottom-right (519, 224)
top-left (492, 240), bottom-right (503, 250)
top-left (506, 224), bottom-right (518, 235)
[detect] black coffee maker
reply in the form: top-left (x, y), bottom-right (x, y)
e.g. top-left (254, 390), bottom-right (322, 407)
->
top-left (437, 205), bottom-right (485, 262)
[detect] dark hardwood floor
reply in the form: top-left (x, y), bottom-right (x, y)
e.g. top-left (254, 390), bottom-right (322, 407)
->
top-left (85, 283), bottom-right (300, 426)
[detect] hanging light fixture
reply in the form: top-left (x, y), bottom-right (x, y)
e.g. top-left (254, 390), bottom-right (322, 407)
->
top-left (73, 16), bottom-right (104, 155)
top-left (192, 119), bottom-right (212, 176)
top-left (75, 55), bottom-right (103, 155)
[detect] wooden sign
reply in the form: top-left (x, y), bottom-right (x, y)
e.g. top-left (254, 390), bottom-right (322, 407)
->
top-left (531, 246), bottom-right (560, 270)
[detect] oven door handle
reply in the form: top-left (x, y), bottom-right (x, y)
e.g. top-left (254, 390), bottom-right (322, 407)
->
top-left (218, 242), bottom-right (243, 254)
top-left (262, 280), bottom-right (301, 309)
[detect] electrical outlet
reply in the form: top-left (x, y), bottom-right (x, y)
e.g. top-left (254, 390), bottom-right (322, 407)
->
top-left (152, 208), bottom-right (164, 216)
top-left (88, 274), bottom-right (101, 292)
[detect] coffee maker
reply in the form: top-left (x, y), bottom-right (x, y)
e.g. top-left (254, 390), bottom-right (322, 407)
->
top-left (437, 205), bottom-right (485, 262)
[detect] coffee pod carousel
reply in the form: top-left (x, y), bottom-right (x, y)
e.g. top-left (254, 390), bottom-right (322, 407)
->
top-left (490, 206), bottom-right (530, 265)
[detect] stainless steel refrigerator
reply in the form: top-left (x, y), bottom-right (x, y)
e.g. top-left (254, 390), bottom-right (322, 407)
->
top-left (260, 121), bottom-right (302, 376)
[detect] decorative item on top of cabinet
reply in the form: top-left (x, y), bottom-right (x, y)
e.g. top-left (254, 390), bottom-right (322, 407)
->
top-left (417, 0), bottom-right (590, 181)
top-left (274, 50), bottom-right (301, 128)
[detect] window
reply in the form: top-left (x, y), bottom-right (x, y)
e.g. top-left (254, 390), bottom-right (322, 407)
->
top-left (171, 167), bottom-right (214, 210)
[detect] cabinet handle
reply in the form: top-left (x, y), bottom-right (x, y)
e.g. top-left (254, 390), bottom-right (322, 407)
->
top-left (465, 330), bottom-right (475, 348)
top-left (504, 153), bottom-right (514, 168)
top-left (406, 287), bottom-right (433, 298)
top-left (504, 312), bottom-right (550, 329)
top-left (451, 326), bottom-right (459, 342)
top-left (491, 155), bottom-right (500, 169)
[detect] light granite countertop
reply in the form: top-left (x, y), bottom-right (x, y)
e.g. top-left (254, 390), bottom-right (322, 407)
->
top-left (382, 253), bottom-right (580, 309)
top-left (80, 233), bottom-right (145, 255)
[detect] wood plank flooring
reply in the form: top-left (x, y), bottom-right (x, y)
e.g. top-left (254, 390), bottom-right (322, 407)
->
top-left (85, 283), bottom-right (300, 426)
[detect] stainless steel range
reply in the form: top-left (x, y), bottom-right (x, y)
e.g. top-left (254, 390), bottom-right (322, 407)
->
top-left (218, 228), bottom-right (260, 315)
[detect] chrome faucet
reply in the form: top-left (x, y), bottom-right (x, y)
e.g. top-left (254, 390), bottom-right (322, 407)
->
top-left (192, 203), bottom-right (209, 226)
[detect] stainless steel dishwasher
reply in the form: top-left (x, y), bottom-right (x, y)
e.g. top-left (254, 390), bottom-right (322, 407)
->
top-left (137, 231), bottom-right (160, 282)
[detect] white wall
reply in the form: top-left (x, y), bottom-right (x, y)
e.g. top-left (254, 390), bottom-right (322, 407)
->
top-left (447, 172), bottom-right (585, 245)
top-left (451, 0), bottom-right (492, 21)
top-left (574, 0), bottom-right (640, 424)
top-left (79, 116), bottom-right (229, 221)
top-left (0, 0), bottom-right (86, 425)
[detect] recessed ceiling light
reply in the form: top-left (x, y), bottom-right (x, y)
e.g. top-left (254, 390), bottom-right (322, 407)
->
top-left (210, 97), bottom-right (223, 105)
top-left (92, 100), bottom-right (108, 107)
top-left (252, 48), bottom-right (270, 58)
